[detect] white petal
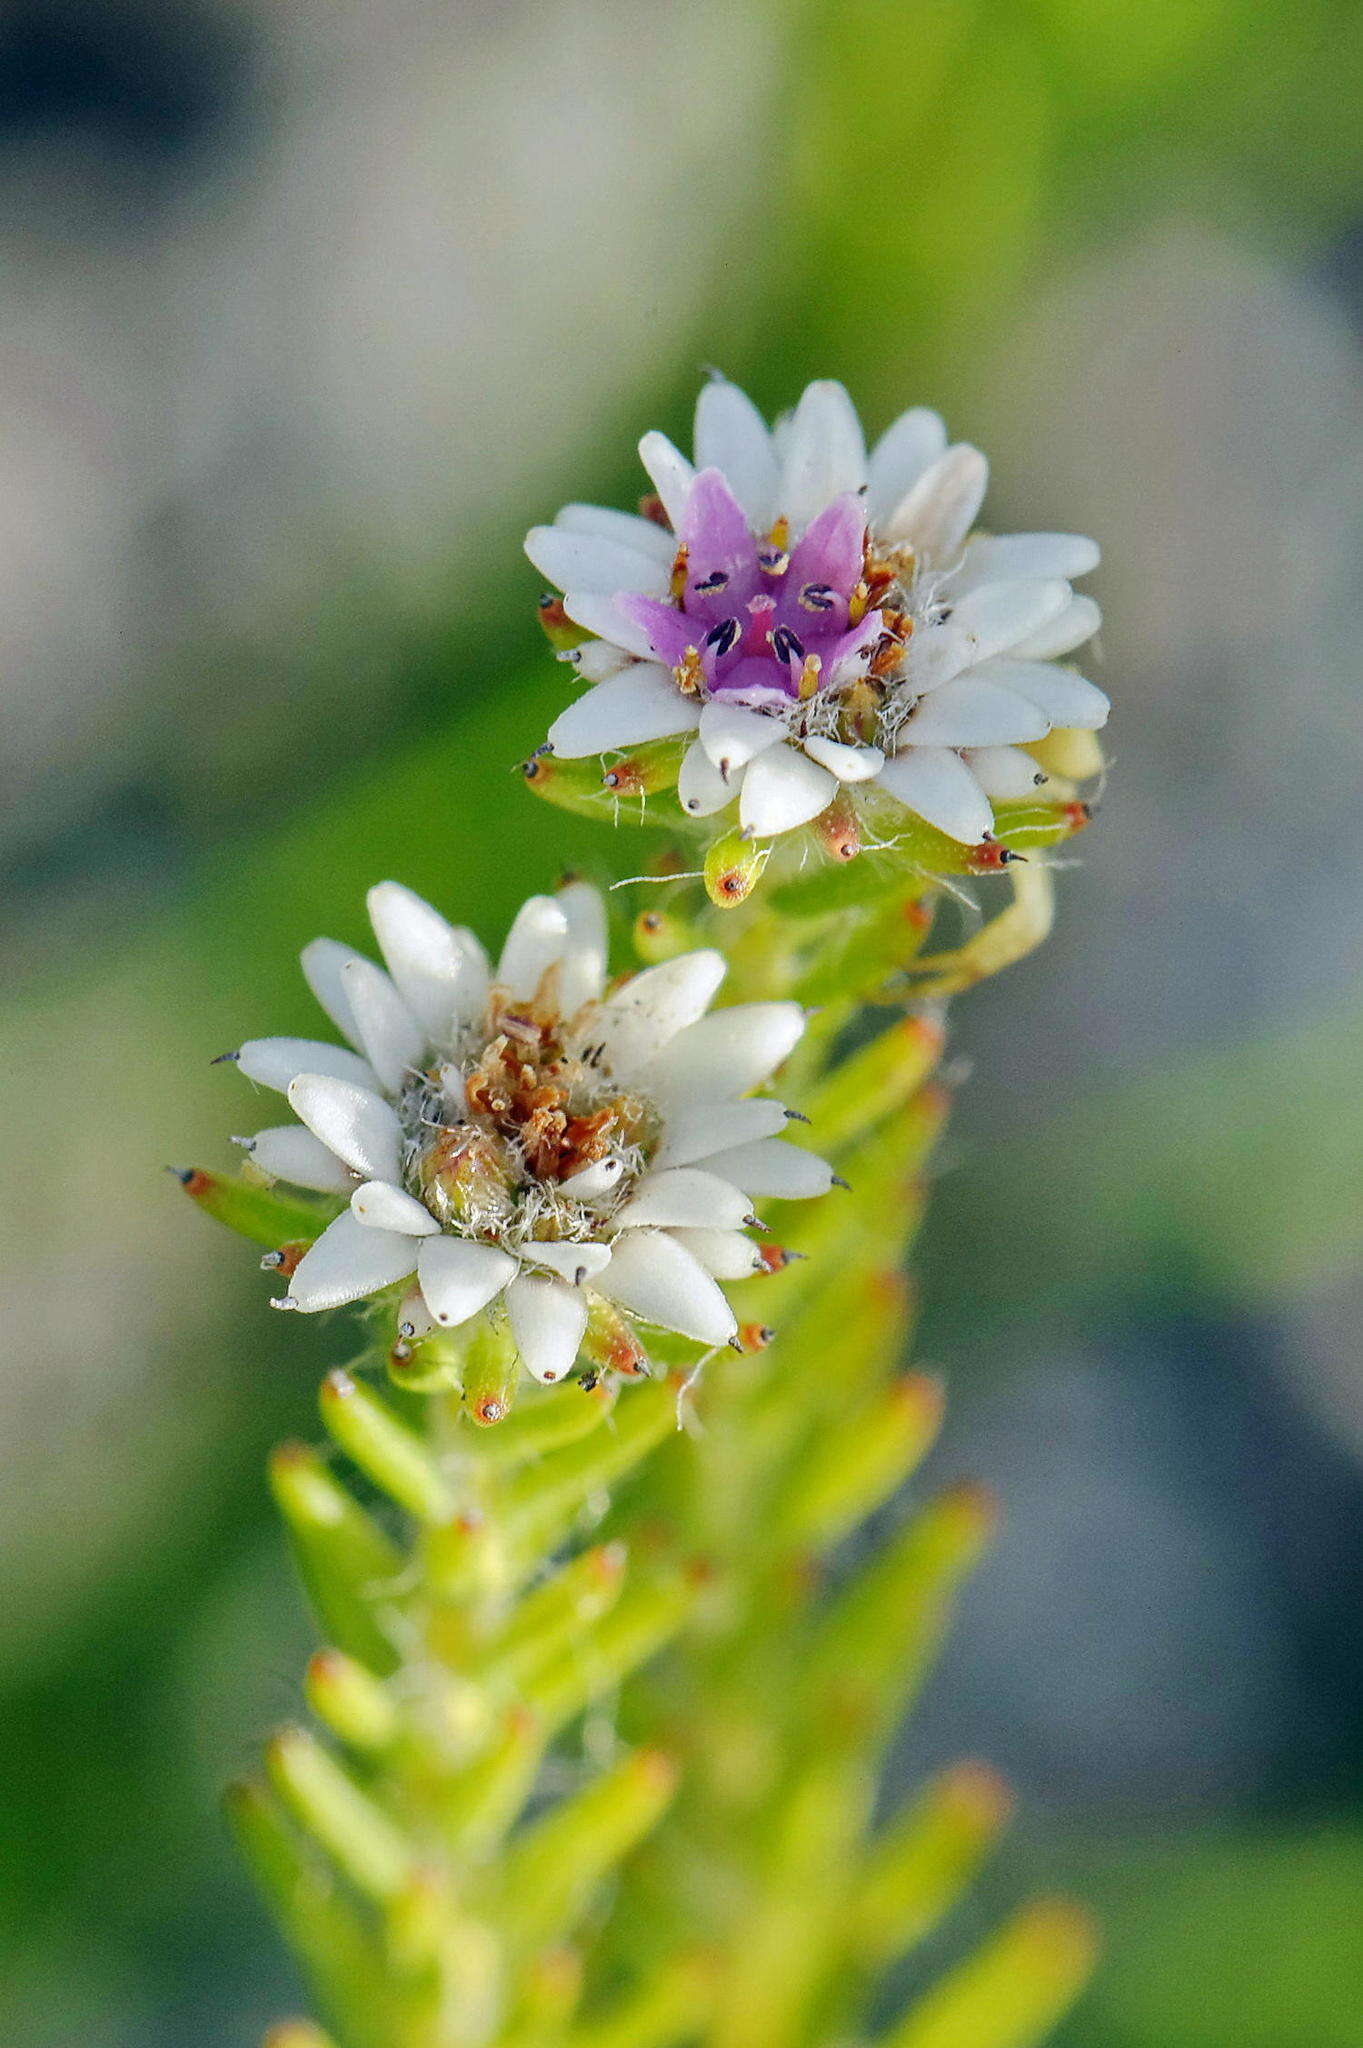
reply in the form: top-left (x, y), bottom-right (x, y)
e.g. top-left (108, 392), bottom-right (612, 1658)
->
top-left (702, 1137), bottom-right (834, 1200)
top-left (780, 381), bottom-right (867, 533)
top-left (901, 674), bottom-right (1049, 748)
top-left (637, 430), bottom-right (694, 528)
top-left (613, 1167), bottom-right (756, 1232)
top-left (904, 579), bottom-right (1072, 696)
top-left (525, 526), bottom-right (668, 596)
top-left (568, 639), bottom-right (634, 683)
top-left (506, 1272), bottom-right (588, 1385)
top-left (974, 658), bottom-right (1110, 730)
top-left (693, 379), bottom-right (778, 527)
top-left (284, 1211), bottom-right (418, 1314)
top-left (594, 1227), bottom-right (736, 1346)
top-left (678, 738), bottom-right (734, 818)
top-left (866, 407), bottom-right (948, 527)
top-left (397, 1284), bottom-right (436, 1341)
top-left (883, 444), bottom-right (988, 562)
top-left (246, 1125), bottom-right (359, 1195)
top-left (641, 1002), bottom-right (806, 1106)
top-left (366, 882), bottom-right (488, 1039)
top-left (801, 734), bottom-right (885, 782)
top-left (559, 1157), bottom-right (627, 1201)
top-left (593, 950), bottom-right (727, 1076)
top-left (560, 592), bottom-right (660, 661)
top-left (548, 667), bottom-right (699, 758)
top-left (350, 1181), bottom-right (441, 1236)
top-left (555, 881), bottom-right (609, 1013)
top-left (300, 938), bottom-right (367, 1048)
top-left (875, 747), bottom-right (993, 844)
top-left (287, 1074), bottom-right (404, 1182)
top-left (668, 1228), bottom-right (766, 1280)
top-left (235, 1036), bottom-right (378, 1095)
top-left (954, 579), bottom-right (1074, 660)
top-left (951, 532), bottom-right (1099, 591)
top-left (964, 744), bottom-right (1048, 799)
top-left (556, 502), bottom-right (677, 563)
top-left (340, 959), bottom-right (426, 1094)
top-left (1008, 594), bottom-right (1101, 661)
top-left (498, 896), bottom-right (569, 999)
top-left (524, 1240), bottom-right (613, 1285)
top-left (739, 746), bottom-right (837, 837)
top-left (698, 701), bottom-right (787, 779)
top-left (417, 1237), bottom-right (517, 1330)
top-left (653, 1096), bottom-right (791, 1171)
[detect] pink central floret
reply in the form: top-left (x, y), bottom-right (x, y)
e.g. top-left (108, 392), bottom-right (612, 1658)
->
top-left (614, 470), bottom-right (884, 708)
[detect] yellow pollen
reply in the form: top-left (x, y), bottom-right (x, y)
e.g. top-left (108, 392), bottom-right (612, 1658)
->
top-left (675, 646), bottom-right (705, 697)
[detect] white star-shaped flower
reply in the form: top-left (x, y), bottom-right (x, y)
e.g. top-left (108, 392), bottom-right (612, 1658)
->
top-left (223, 880), bottom-right (828, 1385)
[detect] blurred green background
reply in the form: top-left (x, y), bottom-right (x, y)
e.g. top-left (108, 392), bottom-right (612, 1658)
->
top-left (3, 0), bottom-right (1363, 2040)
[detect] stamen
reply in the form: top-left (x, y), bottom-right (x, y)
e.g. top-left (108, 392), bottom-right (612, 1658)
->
top-left (669, 542), bottom-right (690, 603)
top-left (798, 582), bottom-right (835, 613)
top-left (703, 617), bottom-right (741, 659)
top-left (675, 646), bottom-right (705, 696)
top-left (693, 568), bottom-right (730, 594)
top-left (770, 624), bottom-right (805, 667)
top-left (757, 545), bottom-right (790, 577)
top-left (847, 579), bottom-right (871, 627)
top-left (797, 653), bottom-right (823, 701)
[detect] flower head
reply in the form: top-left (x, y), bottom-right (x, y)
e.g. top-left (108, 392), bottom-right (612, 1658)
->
top-left (527, 378), bottom-right (1108, 845)
top-left (222, 881), bottom-right (828, 1383)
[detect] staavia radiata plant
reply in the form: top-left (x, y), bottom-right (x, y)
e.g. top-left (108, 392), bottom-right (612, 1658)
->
top-left (181, 377), bottom-right (1108, 2048)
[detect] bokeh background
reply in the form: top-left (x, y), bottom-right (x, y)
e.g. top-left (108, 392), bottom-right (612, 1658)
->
top-left (4, 0), bottom-right (1363, 2041)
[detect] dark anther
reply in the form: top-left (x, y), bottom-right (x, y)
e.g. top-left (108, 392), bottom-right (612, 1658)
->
top-left (771, 625), bottom-right (806, 666)
top-left (798, 582), bottom-right (835, 612)
top-left (703, 616), bottom-right (740, 658)
top-left (757, 547), bottom-right (790, 575)
top-left (693, 568), bottom-right (730, 593)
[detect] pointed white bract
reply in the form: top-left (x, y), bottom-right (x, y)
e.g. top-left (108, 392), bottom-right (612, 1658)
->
top-left (527, 376), bottom-right (1108, 844)
top-left (219, 881), bottom-right (829, 1388)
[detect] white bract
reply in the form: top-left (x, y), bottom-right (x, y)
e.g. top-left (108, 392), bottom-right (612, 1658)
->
top-left (224, 881), bottom-right (827, 1383)
top-left (526, 378), bottom-right (1108, 844)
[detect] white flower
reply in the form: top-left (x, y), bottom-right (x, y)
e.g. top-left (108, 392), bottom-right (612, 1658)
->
top-left (223, 880), bottom-right (828, 1383)
top-left (526, 378), bottom-right (1108, 845)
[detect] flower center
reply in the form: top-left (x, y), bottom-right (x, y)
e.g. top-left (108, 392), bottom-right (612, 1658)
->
top-left (399, 986), bottom-right (656, 1252)
top-left (620, 474), bottom-right (912, 744)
